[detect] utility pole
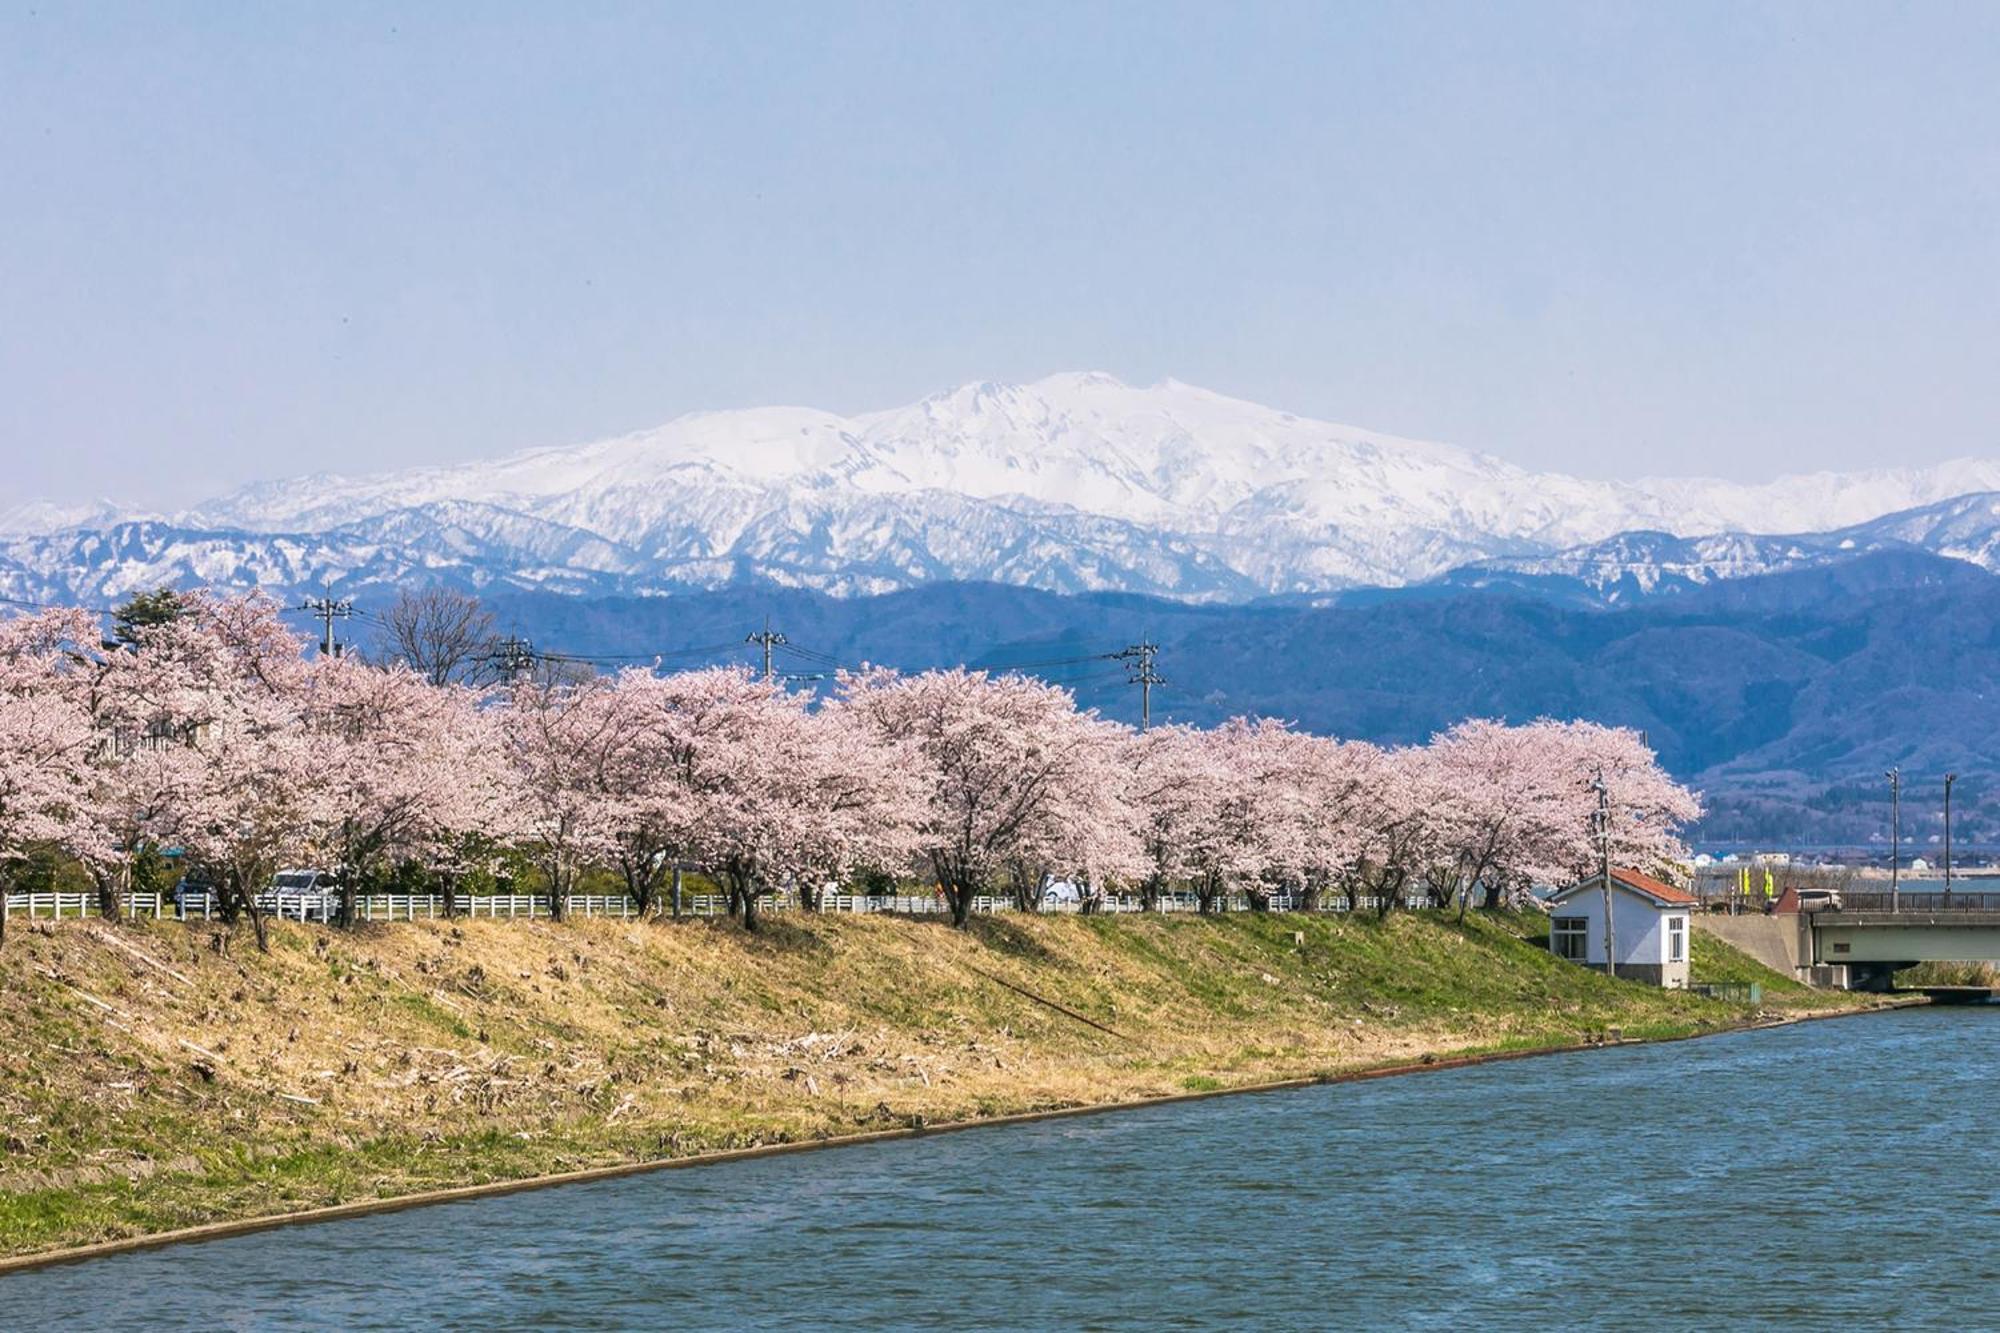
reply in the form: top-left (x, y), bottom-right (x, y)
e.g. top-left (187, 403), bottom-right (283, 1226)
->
top-left (1115, 639), bottom-right (1165, 730)
top-left (492, 635), bottom-right (538, 683)
top-left (1592, 768), bottom-right (1615, 982)
top-left (1944, 772), bottom-right (1958, 902)
top-left (1886, 766), bottom-right (1901, 913)
top-left (746, 617), bottom-right (787, 683)
top-left (297, 582), bottom-right (354, 658)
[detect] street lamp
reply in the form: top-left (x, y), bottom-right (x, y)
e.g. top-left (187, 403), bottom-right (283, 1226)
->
top-left (1886, 767), bottom-right (1901, 913)
top-left (1945, 773), bottom-right (1958, 902)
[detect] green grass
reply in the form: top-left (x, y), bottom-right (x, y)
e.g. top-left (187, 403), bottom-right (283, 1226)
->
top-left (0, 906), bottom-right (1868, 1261)
top-left (1688, 931), bottom-right (1812, 995)
top-left (389, 992), bottom-right (476, 1039)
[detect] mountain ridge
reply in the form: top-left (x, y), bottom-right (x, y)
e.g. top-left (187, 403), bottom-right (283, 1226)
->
top-left (6, 373), bottom-right (1999, 604)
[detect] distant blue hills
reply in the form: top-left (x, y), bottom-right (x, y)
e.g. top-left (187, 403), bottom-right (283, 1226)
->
top-left (453, 548), bottom-right (1998, 850)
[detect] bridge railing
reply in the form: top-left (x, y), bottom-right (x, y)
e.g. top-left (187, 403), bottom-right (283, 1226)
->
top-left (1839, 891), bottom-right (2000, 914)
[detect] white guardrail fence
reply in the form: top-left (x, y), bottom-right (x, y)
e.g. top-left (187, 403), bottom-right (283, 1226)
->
top-left (3, 888), bottom-right (1431, 923)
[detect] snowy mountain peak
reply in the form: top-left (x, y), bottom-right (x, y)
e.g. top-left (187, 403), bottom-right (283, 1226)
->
top-left (5, 375), bottom-right (2000, 605)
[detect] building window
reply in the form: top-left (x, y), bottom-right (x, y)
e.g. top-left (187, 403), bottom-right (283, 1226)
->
top-left (1668, 916), bottom-right (1686, 964)
top-left (1552, 916), bottom-right (1588, 962)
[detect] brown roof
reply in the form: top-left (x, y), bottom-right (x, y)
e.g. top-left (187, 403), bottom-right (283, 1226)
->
top-left (1552, 867), bottom-right (1697, 907)
top-left (1611, 867), bottom-right (1697, 904)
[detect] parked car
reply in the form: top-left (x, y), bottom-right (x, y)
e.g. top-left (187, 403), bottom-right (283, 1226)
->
top-left (1040, 879), bottom-right (1085, 908)
top-left (268, 869), bottom-right (341, 920)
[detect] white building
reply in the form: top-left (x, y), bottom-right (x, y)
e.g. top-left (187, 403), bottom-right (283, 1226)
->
top-left (1546, 867), bottom-right (1695, 989)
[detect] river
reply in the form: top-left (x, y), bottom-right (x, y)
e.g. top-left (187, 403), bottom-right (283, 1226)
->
top-left (6, 1007), bottom-right (1996, 1329)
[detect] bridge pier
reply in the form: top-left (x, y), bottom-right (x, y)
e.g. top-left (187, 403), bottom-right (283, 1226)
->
top-left (1844, 962), bottom-right (1902, 993)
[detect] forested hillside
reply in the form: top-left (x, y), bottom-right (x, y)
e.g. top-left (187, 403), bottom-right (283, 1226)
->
top-left (472, 551), bottom-right (2000, 846)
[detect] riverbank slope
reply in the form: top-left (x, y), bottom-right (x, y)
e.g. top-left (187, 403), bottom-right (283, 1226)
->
top-left (0, 908), bottom-right (1870, 1258)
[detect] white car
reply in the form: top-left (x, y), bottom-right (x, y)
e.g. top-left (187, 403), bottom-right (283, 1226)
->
top-left (268, 868), bottom-right (341, 920)
top-left (1040, 879), bottom-right (1085, 908)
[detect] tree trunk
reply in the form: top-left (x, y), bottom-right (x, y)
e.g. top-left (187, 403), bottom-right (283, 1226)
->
top-left (1139, 874), bottom-right (1162, 914)
top-left (225, 873), bottom-right (269, 951)
top-left (94, 866), bottom-right (123, 922)
top-left (1376, 869), bottom-right (1404, 919)
top-left (948, 884), bottom-right (973, 929)
top-left (670, 866), bottom-right (683, 920)
top-left (620, 857), bottom-right (660, 918)
top-left (441, 872), bottom-right (459, 919)
top-left (741, 885), bottom-right (761, 933)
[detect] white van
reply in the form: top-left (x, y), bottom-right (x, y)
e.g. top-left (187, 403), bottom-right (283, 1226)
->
top-left (267, 869), bottom-right (341, 921)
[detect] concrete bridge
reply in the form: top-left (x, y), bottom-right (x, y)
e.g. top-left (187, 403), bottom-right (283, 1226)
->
top-left (1696, 891), bottom-right (2000, 991)
top-left (1806, 892), bottom-right (2000, 990)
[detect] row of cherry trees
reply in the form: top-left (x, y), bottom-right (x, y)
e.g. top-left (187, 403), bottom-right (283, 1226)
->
top-left (0, 592), bottom-right (1700, 946)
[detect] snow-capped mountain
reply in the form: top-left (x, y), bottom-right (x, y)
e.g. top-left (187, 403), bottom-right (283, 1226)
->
top-left (1439, 492), bottom-right (2000, 605)
top-left (6, 372), bottom-right (2000, 605)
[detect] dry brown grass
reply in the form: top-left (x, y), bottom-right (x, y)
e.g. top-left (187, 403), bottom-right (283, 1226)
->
top-left (0, 907), bottom-right (1843, 1255)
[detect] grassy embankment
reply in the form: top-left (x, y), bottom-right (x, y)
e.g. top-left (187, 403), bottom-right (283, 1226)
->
top-left (0, 907), bottom-right (1875, 1259)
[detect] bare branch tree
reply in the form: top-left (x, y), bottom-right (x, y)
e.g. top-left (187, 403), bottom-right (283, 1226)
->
top-left (376, 589), bottom-right (498, 687)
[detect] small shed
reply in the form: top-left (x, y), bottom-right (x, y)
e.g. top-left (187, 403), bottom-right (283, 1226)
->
top-left (1545, 867), bottom-right (1694, 988)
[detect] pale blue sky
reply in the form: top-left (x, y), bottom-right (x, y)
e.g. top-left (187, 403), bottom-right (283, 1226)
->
top-left (3, 1), bottom-right (1997, 508)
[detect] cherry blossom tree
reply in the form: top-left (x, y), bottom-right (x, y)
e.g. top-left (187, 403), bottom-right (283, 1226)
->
top-left (1543, 721), bottom-right (1704, 879)
top-left (993, 716), bottom-right (1139, 912)
top-left (302, 654), bottom-right (514, 926)
top-left (1336, 743), bottom-right (1450, 917)
top-left (1126, 721), bottom-right (1285, 914)
top-left (0, 588), bottom-right (1714, 943)
top-left (1257, 730), bottom-right (1379, 912)
top-left (503, 674), bottom-right (623, 921)
top-left (0, 608), bottom-right (101, 946)
top-left (132, 593), bottom-right (321, 950)
top-left (585, 667), bottom-right (755, 919)
top-left (1426, 720), bottom-right (1585, 919)
top-left (1125, 724), bottom-right (1220, 912)
top-left (72, 592), bottom-right (253, 920)
top-left (839, 668), bottom-right (1129, 927)
top-left (1217, 719), bottom-right (1321, 912)
top-left (630, 667), bottom-right (921, 931)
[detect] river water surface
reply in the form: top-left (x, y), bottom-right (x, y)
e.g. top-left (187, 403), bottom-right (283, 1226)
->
top-left (7, 1007), bottom-right (1997, 1329)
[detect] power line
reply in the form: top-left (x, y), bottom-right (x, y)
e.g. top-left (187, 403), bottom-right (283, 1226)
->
top-left (0, 591), bottom-right (120, 615)
top-left (977, 651), bottom-right (1122, 671)
top-left (774, 641), bottom-right (845, 667)
top-left (540, 641), bottom-right (740, 666)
